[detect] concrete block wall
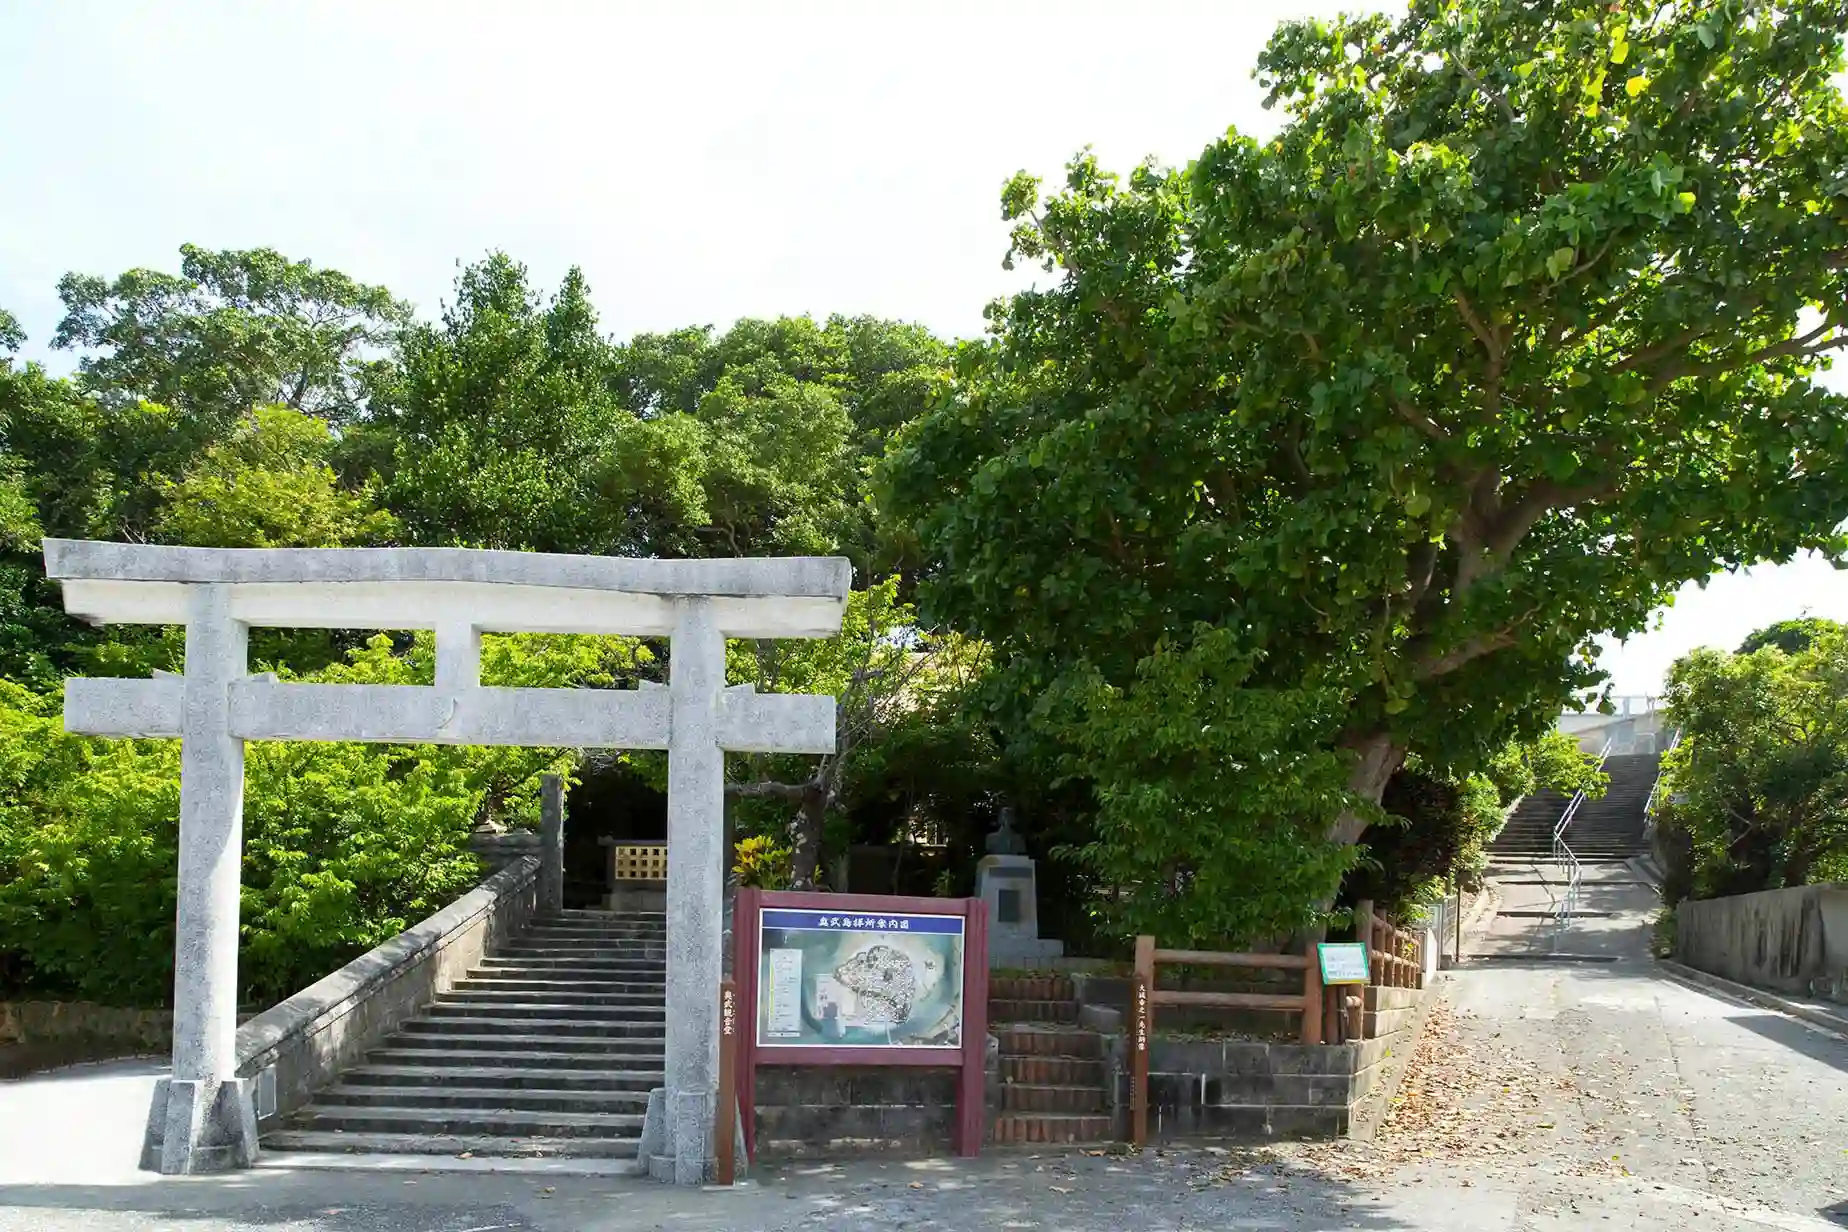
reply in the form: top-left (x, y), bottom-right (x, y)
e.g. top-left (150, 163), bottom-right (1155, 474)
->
top-left (1128, 1038), bottom-right (1369, 1140)
top-left (1677, 883), bottom-right (1847, 1003)
top-left (753, 1068), bottom-right (959, 1156)
top-left (233, 855), bottom-right (539, 1125)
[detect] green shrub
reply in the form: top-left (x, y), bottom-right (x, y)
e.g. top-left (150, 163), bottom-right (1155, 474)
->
top-left (0, 630), bottom-right (635, 1007)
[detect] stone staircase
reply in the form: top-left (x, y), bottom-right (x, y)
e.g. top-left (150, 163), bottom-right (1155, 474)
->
top-left (1490, 752), bottom-right (1659, 862)
top-left (989, 976), bottom-right (1113, 1144)
top-left (265, 909), bottom-right (666, 1160)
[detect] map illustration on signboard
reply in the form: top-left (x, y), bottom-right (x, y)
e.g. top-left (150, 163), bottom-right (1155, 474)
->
top-left (756, 909), bottom-right (965, 1049)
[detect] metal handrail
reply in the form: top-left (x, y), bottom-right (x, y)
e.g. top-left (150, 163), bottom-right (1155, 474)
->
top-left (1552, 738), bottom-right (1615, 941)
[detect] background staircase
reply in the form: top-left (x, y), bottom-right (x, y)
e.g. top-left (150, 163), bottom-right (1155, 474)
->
top-left (988, 975), bottom-right (1113, 1144)
top-left (1489, 752), bottom-right (1659, 862)
top-left (265, 908), bottom-right (665, 1160)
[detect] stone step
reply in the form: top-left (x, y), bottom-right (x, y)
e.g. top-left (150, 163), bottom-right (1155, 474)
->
top-left (402, 1016), bottom-right (665, 1039)
top-left (369, 1042), bottom-right (665, 1066)
top-left (439, 988), bottom-right (666, 1008)
top-left (316, 1084), bottom-right (653, 1113)
top-left (991, 1112), bottom-right (1113, 1145)
top-left (451, 978), bottom-right (666, 996)
top-left (474, 957), bottom-right (665, 975)
top-left (989, 999), bottom-right (1080, 1025)
top-left (537, 912), bottom-right (666, 926)
top-left (286, 1105), bottom-right (645, 1139)
top-left (345, 1064), bottom-right (661, 1091)
top-left (995, 1026), bottom-right (1105, 1059)
top-left (261, 1129), bottom-right (643, 1159)
top-left (990, 975), bottom-right (1076, 1003)
top-left (519, 928), bottom-right (667, 943)
top-left (496, 945), bottom-right (668, 959)
top-left (424, 1001), bottom-right (666, 1022)
top-left (1000, 1083), bottom-right (1106, 1114)
top-left (999, 1055), bottom-right (1106, 1086)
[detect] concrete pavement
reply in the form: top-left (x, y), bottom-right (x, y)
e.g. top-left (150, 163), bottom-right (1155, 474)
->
top-left (2, 861), bottom-right (1843, 1230)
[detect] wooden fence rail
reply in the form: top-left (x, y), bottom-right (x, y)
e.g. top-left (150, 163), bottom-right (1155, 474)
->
top-left (1353, 898), bottom-right (1424, 990)
top-left (1129, 935), bottom-right (1323, 1147)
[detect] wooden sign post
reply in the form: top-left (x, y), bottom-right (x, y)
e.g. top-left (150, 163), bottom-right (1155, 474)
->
top-left (716, 979), bottom-right (738, 1185)
top-left (733, 890), bottom-right (989, 1164)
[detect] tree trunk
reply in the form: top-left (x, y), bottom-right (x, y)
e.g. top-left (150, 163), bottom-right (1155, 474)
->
top-left (1326, 731), bottom-right (1406, 847)
top-left (786, 786), bottom-right (829, 890)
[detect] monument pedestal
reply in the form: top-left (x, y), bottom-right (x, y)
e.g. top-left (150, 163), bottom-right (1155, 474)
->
top-left (975, 853), bottom-right (1063, 969)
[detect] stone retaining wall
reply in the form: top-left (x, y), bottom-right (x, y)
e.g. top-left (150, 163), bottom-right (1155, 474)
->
top-left (0, 1000), bottom-right (172, 1078)
top-left (233, 855), bottom-right (539, 1125)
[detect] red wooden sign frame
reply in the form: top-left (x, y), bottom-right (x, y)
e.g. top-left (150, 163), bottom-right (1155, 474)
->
top-left (732, 888), bottom-right (989, 1162)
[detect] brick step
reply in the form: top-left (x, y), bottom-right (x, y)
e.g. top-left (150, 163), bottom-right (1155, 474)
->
top-left (284, 1106), bottom-right (645, 1139)
top-left (368, 1043), bottom-right (664, 1066)
top-left (451, 978), bottom-right (665, 996)
top-left (345, 1064), bottom-right (661, 1091)
top-left (1001, 1083), bottom-right (1106, 1114)
top-left (989, 976), bottom-right (1076, 1003)
top-left (261, 1129), bottom-right (641, 1159)
top-left (988, 999), bottom-right (1081, 1025)
top-left (991, 1113), bottom-right (1113, 1145)
top-left (439, 988), bottom-right (666, 1008)
top-left (424, 1001), bottom-right (666, 1022)
top-left (995, 1026), bottom-right (1105, 1059)
top-left (401, 1016), bottom-right (665, 1039)
top-left (999, 1055), bottom-right (1105, 1086)
top-left (316, 1084), bottom-right (653, 1113)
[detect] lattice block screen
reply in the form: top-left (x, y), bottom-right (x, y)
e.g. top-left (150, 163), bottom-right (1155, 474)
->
top-left (611, 843), bottom-right (668, 882)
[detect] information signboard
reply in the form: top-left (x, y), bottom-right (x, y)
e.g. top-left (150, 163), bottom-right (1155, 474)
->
top-left (1317, 941), bottom-right (1372, 985)
top-left (756, 908), bottom-right (965, 1049)
top-left (732, 889), bottom-right (987, 1163)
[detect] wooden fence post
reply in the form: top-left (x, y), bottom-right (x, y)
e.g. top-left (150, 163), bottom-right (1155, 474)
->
top-left (1354, 898), bottom-right (1376, 987)
top-left (1131, 935), bottom-right (1154, 1148)
top-left (1299, 942), bottom-right (1323, 1045)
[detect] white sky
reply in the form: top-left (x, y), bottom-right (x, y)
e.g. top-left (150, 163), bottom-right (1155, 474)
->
top-left (2, 0), bottom-right (1844, 696)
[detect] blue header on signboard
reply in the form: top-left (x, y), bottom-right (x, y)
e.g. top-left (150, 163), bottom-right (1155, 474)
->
top-left (761, 908), bottom-right (964, 936)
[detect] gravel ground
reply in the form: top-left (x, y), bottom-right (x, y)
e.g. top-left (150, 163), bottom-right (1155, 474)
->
top-left (4, 864), bottom-right (1843, 1231)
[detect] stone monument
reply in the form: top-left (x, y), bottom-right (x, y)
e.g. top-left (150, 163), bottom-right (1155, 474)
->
top-left (43, 539), bottom-right (850, 1185)
top-left (974, 807), bottom-right (1062, 967)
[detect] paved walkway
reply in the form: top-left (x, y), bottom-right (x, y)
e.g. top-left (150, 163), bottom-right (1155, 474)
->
top-left (2, 863), bottom-right (1843, 1230)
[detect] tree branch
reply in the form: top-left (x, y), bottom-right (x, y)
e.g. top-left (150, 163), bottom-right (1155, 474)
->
top-left (1452, 289), bottom-right (1499, 359)
top-left (1650, 322), bottom-right (1847, 391)
top-left (1411, 629), bottom-right (1519, 680)
top-left (725, 780), bottom-right (813, 801)
top-left (1453, 55), bottom-right (1518, 126)
top-left (1394, 397), bottom-right (1449, 440)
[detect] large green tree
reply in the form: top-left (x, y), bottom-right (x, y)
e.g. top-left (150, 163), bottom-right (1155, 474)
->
top-left (884, 0), bottom-right (1848, 876)
top-left (1660, 625), bottom-right (1848, 896)
top-left (53, 244), bottom-right (409, 425)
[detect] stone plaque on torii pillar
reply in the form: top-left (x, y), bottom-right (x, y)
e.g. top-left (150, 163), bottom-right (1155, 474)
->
top-left (43, 538), bottom-right (851, 1184)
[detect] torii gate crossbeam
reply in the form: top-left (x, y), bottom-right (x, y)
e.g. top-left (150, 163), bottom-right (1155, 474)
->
top-left (44, 539), bottom-right (851, 1185)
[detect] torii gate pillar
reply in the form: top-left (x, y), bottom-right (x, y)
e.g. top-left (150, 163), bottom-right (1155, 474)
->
top-left (44, 540), bottom-right (851, 1184)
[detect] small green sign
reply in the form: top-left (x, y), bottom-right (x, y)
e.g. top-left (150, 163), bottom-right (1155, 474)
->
top-left (1317, 941), bottom-right (1370, 985)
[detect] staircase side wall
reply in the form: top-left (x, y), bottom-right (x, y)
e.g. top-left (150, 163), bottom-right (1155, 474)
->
top-left (1676, 883), bottom-right (1848, 1002)
top-left (233, 855), bottom-right (540, 1128)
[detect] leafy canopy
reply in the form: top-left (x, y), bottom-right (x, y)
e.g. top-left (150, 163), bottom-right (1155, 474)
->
top-left (883, 0), bottom-right (1848, 839)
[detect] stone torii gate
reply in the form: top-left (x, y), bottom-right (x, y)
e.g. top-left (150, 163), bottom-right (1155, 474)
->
top-left (43, 539), bottom-right (850, 1184)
